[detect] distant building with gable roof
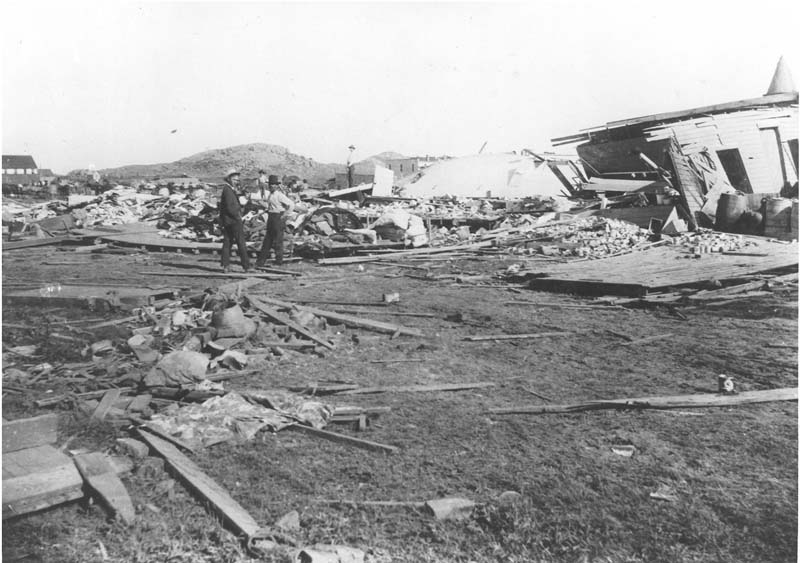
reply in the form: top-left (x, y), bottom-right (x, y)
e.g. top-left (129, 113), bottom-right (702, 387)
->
top-left (2, 155), bottom-right (40, 186)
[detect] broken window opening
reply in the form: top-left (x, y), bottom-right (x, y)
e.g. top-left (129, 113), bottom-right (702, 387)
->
top-left (716, 149), bottom-right (752, 193)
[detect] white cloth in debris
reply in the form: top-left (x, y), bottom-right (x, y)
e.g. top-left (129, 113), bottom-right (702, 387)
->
top-left (146, 391), bottom-right (332, 449)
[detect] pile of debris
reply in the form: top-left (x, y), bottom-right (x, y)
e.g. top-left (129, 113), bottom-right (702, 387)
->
top-left (496, 216), bottom-right (652, 258)
top-left (671, 230), bottom-right (755, 253)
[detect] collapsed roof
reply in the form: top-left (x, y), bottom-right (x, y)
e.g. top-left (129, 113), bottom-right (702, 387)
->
top-left (397, 153), bottom-right (573, 200)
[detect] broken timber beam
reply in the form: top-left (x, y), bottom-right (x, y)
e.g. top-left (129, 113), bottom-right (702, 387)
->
top-left (141, 270), bottom-right (285, 281)
top-left (253, 295), bottom-right (423, 337)
top-left (288, 424), bottom-right (399, 454)
top-left (463, 332), bottom-right (572, 342)
top-left (72, 452), bottom-right (135, 524)
top-left (334, 382), bottom-right (495, 395)
top-left (490, 387), bottom-right (798, 415)
top-left (248, 297), bottom-right (335, 349)
top-left (136, 429), bottom-right (263, 540)
top-left (619, 333), bottom-right (674, 346)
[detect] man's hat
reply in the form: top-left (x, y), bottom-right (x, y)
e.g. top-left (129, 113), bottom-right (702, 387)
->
top-left (268, 175), bottom-right (280, 186)
top-left (225, 168), bottom-right (240, 179)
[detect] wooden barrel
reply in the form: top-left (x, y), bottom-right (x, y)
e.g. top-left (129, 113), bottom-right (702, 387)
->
top-left (763, 196), bottom-right (793, 238)
top-left (715, 193), bottom-right (747, 232)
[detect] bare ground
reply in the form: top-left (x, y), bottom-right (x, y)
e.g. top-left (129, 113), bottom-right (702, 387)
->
top-left (2, 245), bottom-right (797, 563)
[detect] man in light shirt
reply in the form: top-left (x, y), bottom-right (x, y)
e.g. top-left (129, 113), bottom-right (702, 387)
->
top-left (255, 175), bottom-right (295, 267)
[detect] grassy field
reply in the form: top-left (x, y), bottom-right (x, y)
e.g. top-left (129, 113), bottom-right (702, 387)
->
top-left (2, 246), bottom-right (797, 562)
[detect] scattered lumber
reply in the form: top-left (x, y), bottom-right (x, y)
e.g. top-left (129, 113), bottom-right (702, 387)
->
top-left (248, 297), bottom-right (335, 350)
top-left (490, 387), bottom-right (798, 415)
top-left (137, 424), bottom-right (197, 453)
top-left (619, 333), bottom-right (674, 346)
top-left (2, 445), bottom-right (84, 519)
top-left (287, 384), bottom-right (361, 395)
top-left (463, 332), bottom-right (572, 342)
top-left (35, 386), bottom-right (137, 408)
top-left (316, 240), bottom-right (495, 265)
top-left (291, 299), bottom-right (389, 307)
top-left (92, 389), bottom-right (123, 420)
top-left (3, 414), bottom-right (58, 453)
top-left (136, 429), bottom-right (262, 540)
top-left (72, 452), bottom-right (135, 524)
top-left (334, 382), bottom-right (495, 396)
top-left (141, 270), bottom-right (285, 280)
top-left (253, 295), bottom-right (423, 337)
top-left (332, 308), bottom-right (438, 318)
top-left (288, 424), bottom-right (399, 454)
top-left (504, 301), bottom-right (626, 310)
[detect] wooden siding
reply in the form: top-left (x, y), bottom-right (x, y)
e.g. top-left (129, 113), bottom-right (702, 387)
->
top-left (643, 106), bottom-right (799, 193)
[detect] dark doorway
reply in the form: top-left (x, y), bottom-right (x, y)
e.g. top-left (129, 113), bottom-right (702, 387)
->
top-left (716, 149), bottom-right (752, 193)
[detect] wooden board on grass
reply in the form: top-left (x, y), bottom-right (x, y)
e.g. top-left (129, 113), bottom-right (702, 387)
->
top-left (137, 429), bottom-right (261, 539)
top-left (2, 414), bottom-right (58, 453)
top-left (73, 452), bottom-right (135, 524)
top-left (2, 445), bottom-right (84, 519)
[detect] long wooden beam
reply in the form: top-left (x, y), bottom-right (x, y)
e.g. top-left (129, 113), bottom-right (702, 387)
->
top-left (490, 387), bottom-right (798, 415)
top-left (288, 424), bottom-right (399, 454)
top-left (136, 429), bottom-right (262, 539)
top-left (463, 332), bottom-right (572, 342)
top-left (252, 295), bottom-right (423, 337)
top-left (248, 297), bottom-right (335, 349)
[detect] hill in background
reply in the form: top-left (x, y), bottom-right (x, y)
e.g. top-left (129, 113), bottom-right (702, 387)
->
top-left (84, 144), bottom-right (407, 186)
top-left (89, 143), bottom-right (344, 186)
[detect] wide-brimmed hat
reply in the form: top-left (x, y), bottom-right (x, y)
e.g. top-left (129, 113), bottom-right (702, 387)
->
top-left (268, 175), bottom-right (280, 186)
top-left (225, 168), bottom-right (240, 179)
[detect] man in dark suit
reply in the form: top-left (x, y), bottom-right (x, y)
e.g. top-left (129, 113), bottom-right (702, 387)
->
top-left (218, 168), bottom-right (250, 273)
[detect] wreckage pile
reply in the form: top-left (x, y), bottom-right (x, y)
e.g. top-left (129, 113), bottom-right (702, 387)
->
top-left (495, 216), bottom-right (652, 258)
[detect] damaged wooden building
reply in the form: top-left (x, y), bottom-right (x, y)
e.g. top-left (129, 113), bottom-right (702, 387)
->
top-left (552, 57), bottom-right (799, 233)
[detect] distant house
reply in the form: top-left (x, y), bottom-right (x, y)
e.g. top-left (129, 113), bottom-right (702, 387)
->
top-left (551, 57), bottom-right (799, 226)
top-left (2, 155), bottom-right (40, 186)
top-left (383, 158), bottom-right (419, 178)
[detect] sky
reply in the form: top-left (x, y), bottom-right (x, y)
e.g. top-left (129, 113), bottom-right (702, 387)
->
top-left (2, 0), bottom-right (798, 174)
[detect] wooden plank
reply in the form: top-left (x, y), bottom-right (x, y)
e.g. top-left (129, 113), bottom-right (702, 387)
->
top-left (141, 270), bottom-right (285, 280)
top-left (489, 387), bottom-right (798, 415)
top-left (334, 382), bottom-right (495, 395)
top-left (136, 429), bottom-right (261, 538)
top-left (528, 278), bottom-right (648, 297)
top-left (463, 332), bottom-right (572, 342)
top-left (248, 298), bottom-right (335, 350)
top-left (73, 452), bottom-right (135, 524)
top-left (35, 386), bottom-right (137, 408)
top-left (253, 296), bottom-right (423, 337)
top-left (288, 424), bottom-right (399, 454)
top-left (2, 445), bottom-right (84, 519)
top-left (619, 333), bottom-right (674, 346)
top-left (2, 414), bottom-right (58, 453)
top-left (331, 308), bottom-right (438, 318)
top-left (316, 240), bottom-right (495, 265)
top-left (2, 235), bottom-right (77, 251)
top-left (92, 389), bottom-right (123, 420)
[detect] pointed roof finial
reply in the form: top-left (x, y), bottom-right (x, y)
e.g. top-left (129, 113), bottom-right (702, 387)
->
top-left (766, 56), bottom-right (797, 95)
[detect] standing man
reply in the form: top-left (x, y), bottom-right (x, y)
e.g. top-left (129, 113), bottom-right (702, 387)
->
top-left (256, 175), bottom-right (295, 268)
top-left (256, 169), bottom-right (268, 199)
top-left (218, 168), bottom-right (251, 273)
